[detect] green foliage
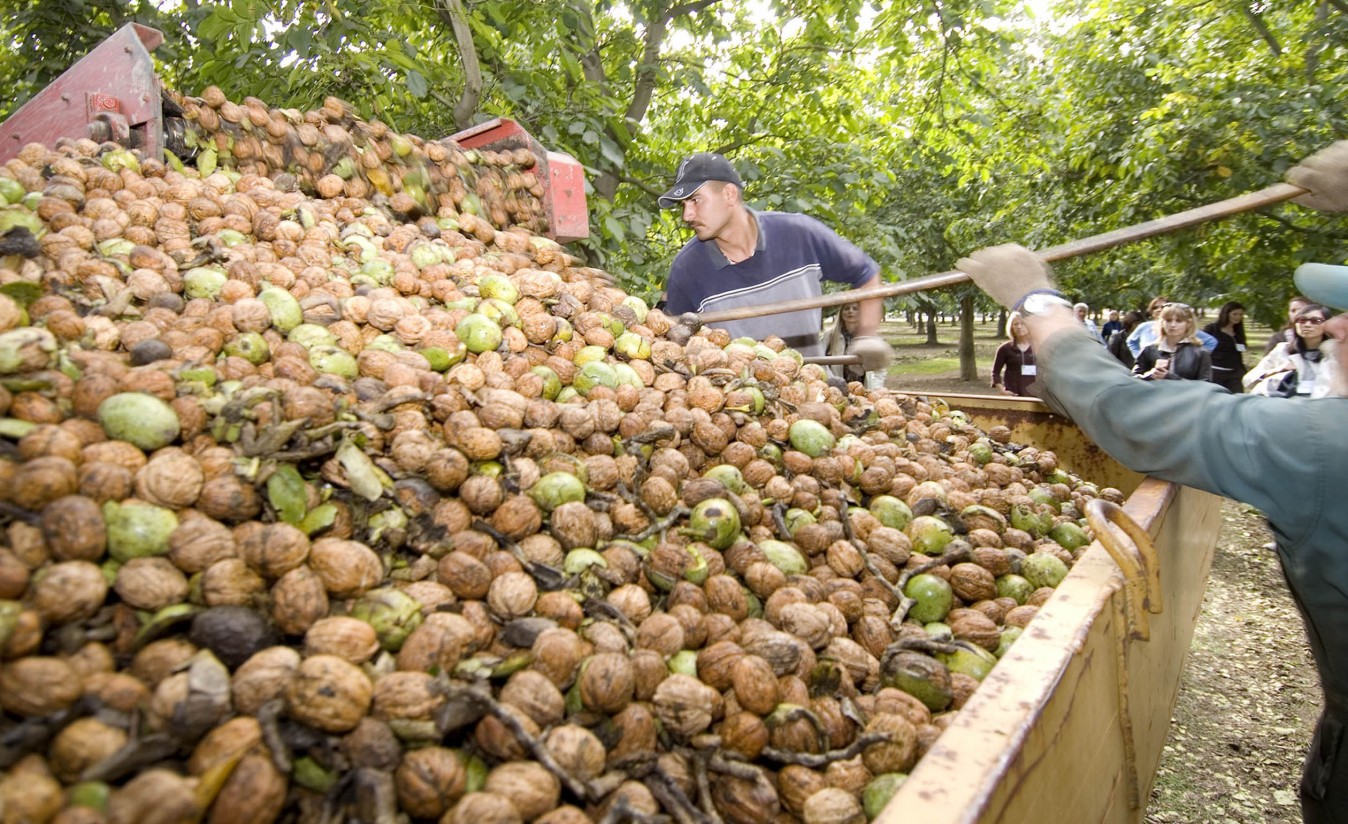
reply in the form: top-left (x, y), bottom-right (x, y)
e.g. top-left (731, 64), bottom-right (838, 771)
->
top-left (3, 0), bottom-right (1344, 330)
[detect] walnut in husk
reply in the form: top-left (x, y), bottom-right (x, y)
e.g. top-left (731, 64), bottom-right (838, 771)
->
top-left (395, 745), bottom-right (467, 819)
top-left (305, 615), bottom-right (381, 663)
top-left (0, 655), bottom-right (83, 716)
top-left (207, 750), bottom-right (288, 824)
top-left (285, 653), bottom-right (373, 732)
top-left (31, 559), bottom-right (108, 623)
top-left (484, 761), bottom-right (560, 821)
top-left (543, 723), bottom-right (606, 782)
top-left (49, 716), bottom-right (130, 782)
top-left (232, 646), bottom-right (300, 715)
top-left (652, 673), bottom-right (723, 738)
top-left (577, 652), bottom-right (634, 714)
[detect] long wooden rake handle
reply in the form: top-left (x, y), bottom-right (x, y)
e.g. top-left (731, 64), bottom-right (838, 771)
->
top-left (697, 181), bottom-right (1308, 329)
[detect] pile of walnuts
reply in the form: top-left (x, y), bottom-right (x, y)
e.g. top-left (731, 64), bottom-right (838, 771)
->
top-left (0, 96), bottom-right (1109, 824)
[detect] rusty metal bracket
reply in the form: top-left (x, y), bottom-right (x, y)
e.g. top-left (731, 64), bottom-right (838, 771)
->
top-left (1087, 497), bottom-right (1162, 641)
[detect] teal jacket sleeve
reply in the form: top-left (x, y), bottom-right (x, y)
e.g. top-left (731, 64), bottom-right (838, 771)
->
top-left (1035, 327), bottom-right (1343, 550)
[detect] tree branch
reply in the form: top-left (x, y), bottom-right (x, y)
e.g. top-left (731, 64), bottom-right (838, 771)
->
top-left (1239, 4), bottom-right (1282, 56)
top-left (436, 0), bottom-right (483, 130)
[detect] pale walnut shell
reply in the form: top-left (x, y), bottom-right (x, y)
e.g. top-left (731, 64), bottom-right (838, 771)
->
top-left (484, 761), bottom-right (561, 821)
top-left (652, 673), bottom-right (723, 738)
top-left (543, 724), bottom-right (607, 782)
top-left (498, 669), bottom-right (565, 727)
top-left (232, 646), bottom-right (301, 716)
top-left (305, 615), bottom-right (381, 664)
top-left (371, 670), bottom-right (445, 723)
top-left (395, 745), bottom-right (467, 819)
top-left (0, 656), bottom-right (83, 716)
top-left (285, 654), bottom-right (372, 732)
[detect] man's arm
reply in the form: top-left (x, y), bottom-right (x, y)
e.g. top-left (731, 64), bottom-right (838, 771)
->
top-left (852, 272), bottom-right (884, 337)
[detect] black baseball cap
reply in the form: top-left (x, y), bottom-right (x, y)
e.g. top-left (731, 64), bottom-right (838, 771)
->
top-left (657, 153), bottom-right (742, 208)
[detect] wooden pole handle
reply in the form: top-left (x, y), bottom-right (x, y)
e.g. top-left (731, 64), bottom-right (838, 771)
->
top-left (695, 182), bottom-right (1307, 326)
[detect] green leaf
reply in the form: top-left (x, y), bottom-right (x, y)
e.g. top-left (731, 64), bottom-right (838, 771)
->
top-left (266, 464), bottom-right (309, 525)
top-left (407, 70), bottom-right (428, 99)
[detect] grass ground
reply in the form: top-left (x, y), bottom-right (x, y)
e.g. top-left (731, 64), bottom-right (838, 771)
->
top-left (877, 314), bottom-right (1271, 393)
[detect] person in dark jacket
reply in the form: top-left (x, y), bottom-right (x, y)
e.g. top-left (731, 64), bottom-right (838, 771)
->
top-left (991, 312), bottom-right (1036, 395)
top-left (1132, 302), bottom-right (1212, 381)
top-left (1203, 301), bottom-right (1248, 393)
top-left (1106, 310), bottom-right (1142, 370)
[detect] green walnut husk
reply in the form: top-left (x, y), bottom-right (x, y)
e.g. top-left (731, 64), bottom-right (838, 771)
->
top-left (788, 418), bottom-right (835, 458)
top-left (350, 587), bottom-right (424, 651)
top-left (527, 472), bottom-right (587, 512)
top-left (869, 495), bottom-right (913, 531)
top-left (904, 573), bottom-right (953, 624)
top-left (758, 540), bottom-right (808, 576)
top-left (103, 500), bottom-right (179, 562)
top-left (97, 392), bottom-right (181, 450)
top-left (1022, 553), bottom-right (1070, 590)
top-left (455, 312), bottom-right (502, 353)
top-left (688, 497), bottom-right (741, 550)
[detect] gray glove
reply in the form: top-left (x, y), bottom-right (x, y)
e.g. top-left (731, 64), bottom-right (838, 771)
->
top-left (1288, 141), bottom-right (1348, 213)
top-left (848, 336), bottom-right (894, 372)
top-left (954, 244), bottom-right (1057, 309)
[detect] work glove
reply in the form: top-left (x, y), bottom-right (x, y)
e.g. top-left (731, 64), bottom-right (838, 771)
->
top-left (954, 244), bottom-right (1057, 309)
top-left (848, 336), bottom-right (895, 373)
top-left (1288, 140), bottom-right (1348, 213)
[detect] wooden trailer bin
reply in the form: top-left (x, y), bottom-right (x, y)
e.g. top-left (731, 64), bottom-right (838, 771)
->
top-left (877, 393), bottom-right (1223, 824)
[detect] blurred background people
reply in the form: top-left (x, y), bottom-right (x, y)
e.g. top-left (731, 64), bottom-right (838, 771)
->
top-left (822, 302), bottom-right (886, 389)
top-left (1132, 302), bottom-right (1212, 381)
top-left (1204, 301), bottom-right (1248, 393)
top-left (1107, 310), bottom-right (1143, 370)
top-left (1245, 303), bottom-right (1336, 398)
top-left (991, 312), bottom-right (1037, 396)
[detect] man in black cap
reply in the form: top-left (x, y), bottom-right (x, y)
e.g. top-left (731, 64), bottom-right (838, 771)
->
top-left (657, 152), bottom-right (893, 372)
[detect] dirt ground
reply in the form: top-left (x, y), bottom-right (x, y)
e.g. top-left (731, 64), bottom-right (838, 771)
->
top-left (884, 328), bottom-right (1322, 824)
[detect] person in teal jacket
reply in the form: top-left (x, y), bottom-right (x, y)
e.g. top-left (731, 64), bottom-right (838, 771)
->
top-left (952, 137), bottom-right (1348, 824)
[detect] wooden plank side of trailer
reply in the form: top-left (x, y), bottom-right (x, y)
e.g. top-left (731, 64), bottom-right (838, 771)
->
top-left (876, 395), bottom-right (1222, 824)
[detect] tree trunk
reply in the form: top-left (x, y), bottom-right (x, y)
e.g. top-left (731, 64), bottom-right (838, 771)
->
top-left (996, 308), bottom-right (1007, 339)
top-left (925, 312), bottom-right (938, 345)
top-left (437, 0), bottom-right (482, 131)
top-left (959, 294), bottom-right (977, 381)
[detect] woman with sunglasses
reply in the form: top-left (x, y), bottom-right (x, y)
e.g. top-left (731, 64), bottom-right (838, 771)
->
top-left (1244, 303), bottom-right (1336, 397)
top-left (1132, 302), bottom-right (1213, 381)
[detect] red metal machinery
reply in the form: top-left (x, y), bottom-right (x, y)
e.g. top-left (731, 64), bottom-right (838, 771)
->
top-left (0, 24), bottom-right (166, 163)
top-left (0, 24), bottom-right (589, 243)
top-left (449, 117), bottom-right (590, 243)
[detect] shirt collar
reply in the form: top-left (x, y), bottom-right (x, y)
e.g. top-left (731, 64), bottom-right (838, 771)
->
top-left (706, 209), bottom-right (766, 269)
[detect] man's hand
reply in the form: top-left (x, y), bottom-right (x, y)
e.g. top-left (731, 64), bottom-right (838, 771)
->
top-left (1288, 141), bottom-right (1348, 213)
top-left (954, 245), bottom-right (1056, 309)
top-left (849, 336), bottom-right (894, 373)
